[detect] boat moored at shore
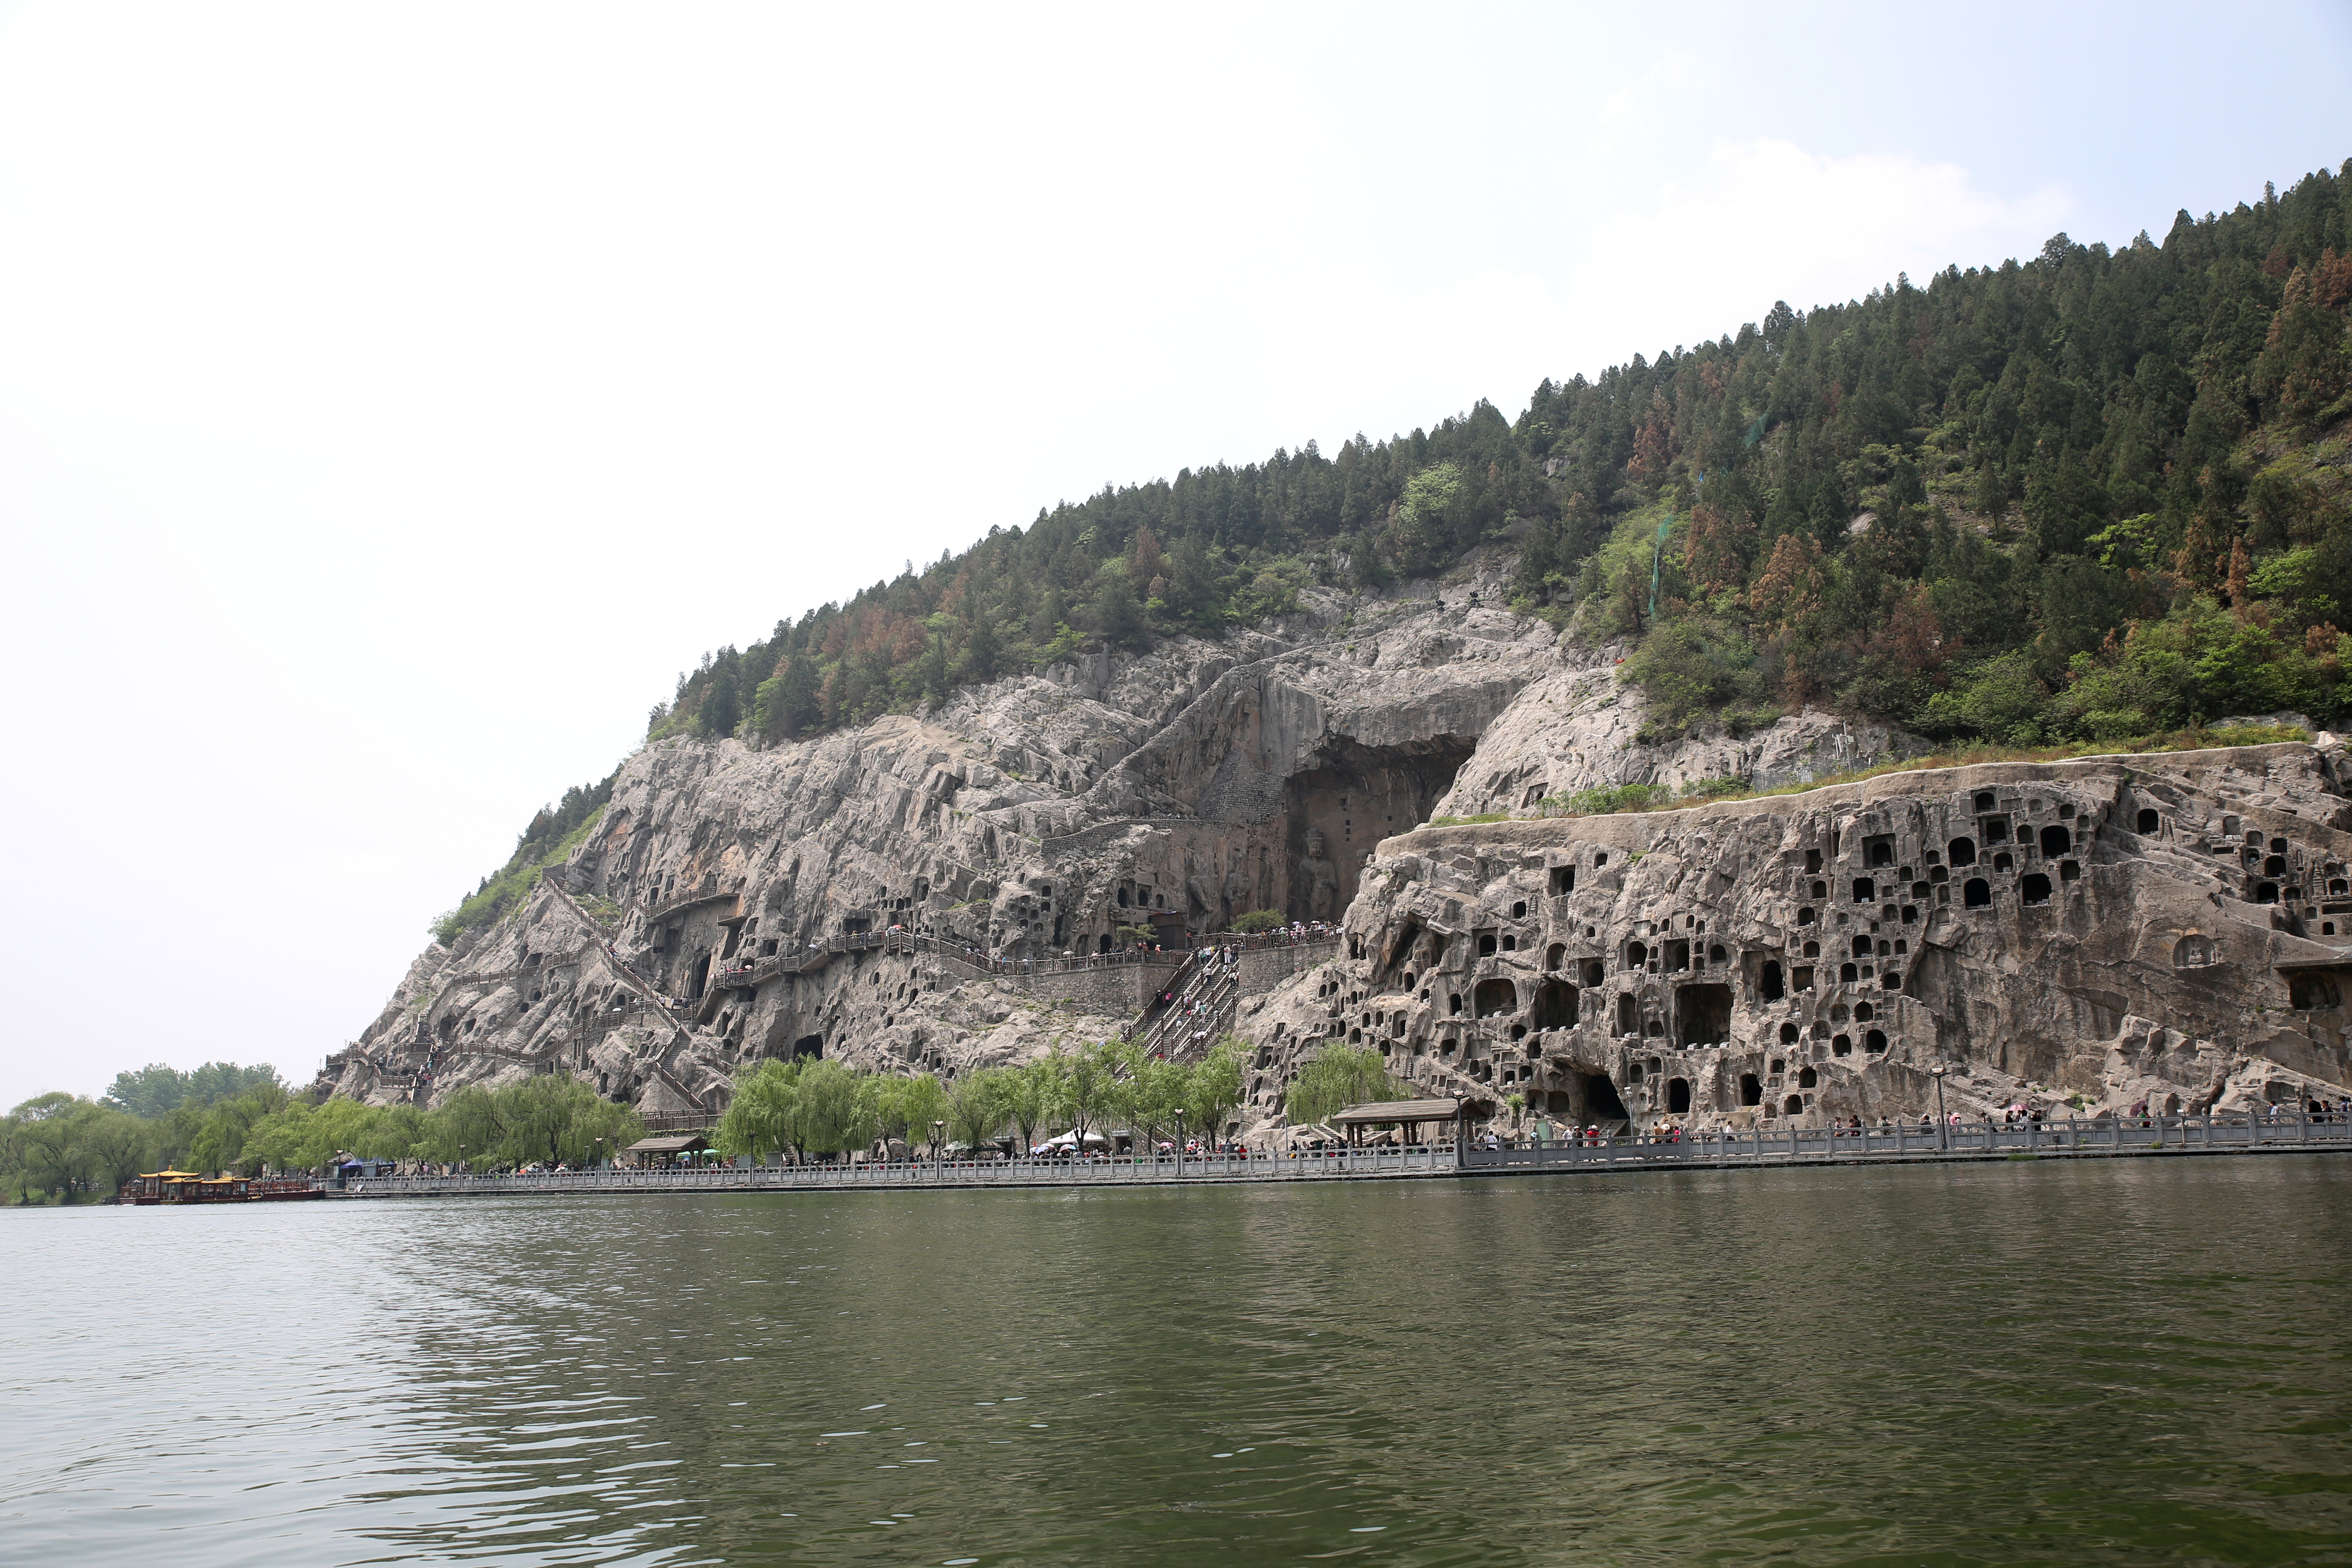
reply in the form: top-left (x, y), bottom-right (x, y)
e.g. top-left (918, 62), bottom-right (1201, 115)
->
top-left (120, 1170), bottom-right (324, 1204)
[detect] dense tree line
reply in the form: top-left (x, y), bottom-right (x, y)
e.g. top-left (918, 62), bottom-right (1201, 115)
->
top-left (1537, 166), bottom-right (2352, 746)
top-left (4, 1068), bottom-right (643, 1201)
top-left (715, 1038), bottom-right (1249, 1160)
top-left (104, 1060), bottom-right (284, 1118)
top-left (7, 1062), bottom-right (296, 1200)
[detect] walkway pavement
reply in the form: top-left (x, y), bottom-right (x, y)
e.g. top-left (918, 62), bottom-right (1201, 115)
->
top-left (335, 1113), bottom-right (2352, 1197)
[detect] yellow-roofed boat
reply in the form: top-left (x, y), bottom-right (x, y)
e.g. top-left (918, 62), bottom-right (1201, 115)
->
top-left (122, 1170), bottom-right (322, 1204)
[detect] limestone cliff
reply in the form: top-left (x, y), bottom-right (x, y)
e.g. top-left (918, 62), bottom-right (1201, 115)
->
top-left (1236, 741), bottom-right (2352, 1134)
top-left (322, 550), bottom-right (2352, 1134)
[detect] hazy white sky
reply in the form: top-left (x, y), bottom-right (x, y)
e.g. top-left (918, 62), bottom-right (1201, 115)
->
top-left (2, 0), bottom-right (2346, 1108)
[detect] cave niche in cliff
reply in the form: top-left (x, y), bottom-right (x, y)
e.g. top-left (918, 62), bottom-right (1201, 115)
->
top-left (1676, 983), bottom-right (1733, 1046)
top-left (1379, 918), bottom-right (1426, 980)
top-left (2288, 970), bottom-right (2347, 1010)
top-left (1283, 735), bottom-right (1477, 920)
top-left (1530, 980), bottom-right (1578, 1029)
top-left (1579, 1072), bottom-right (1630, 1125)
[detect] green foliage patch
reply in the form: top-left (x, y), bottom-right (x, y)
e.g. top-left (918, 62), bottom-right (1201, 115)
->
top-left (1284, 1045), bottom-right (1412, 1129)
top-left (714, 1036), bottom-right (1253, 1160)
top-left (6, 1068), bottom-right (646, 1200)
top-left (431, 795), bottom-right (608, 944)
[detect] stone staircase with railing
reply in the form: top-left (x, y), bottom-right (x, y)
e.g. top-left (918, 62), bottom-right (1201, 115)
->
top-left (421, 872), bottom-right (718, 1120)
top-left (1139, 954), bottom-right (1241, 1061)
top-left (645, 1059), bottom-right (713, 1118)
top-left (1121, 950), bottom-right (1199, 1049)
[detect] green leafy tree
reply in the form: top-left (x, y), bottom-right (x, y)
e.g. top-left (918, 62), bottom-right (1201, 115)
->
top-left (1002, 1057), bottom-right (1055, 1153)
top-left (958, 611), bottom-right (1001, 686)
top-left (859, 1074), bottom-right (905, 1150)
top-left (81, 1107), bottom-right (154, 1193)
top-left (425, 1085), bottom-right (500, 1166)
top-left (245, 1096), bottom-right (394, 1172)
top-left (240, 1101), bottom-right (322, 1172)
top-left (7, 1094), bottom-right (95, 1199)
top-left (1093, 568), bottom-right (1149, 652)
top-left (1116, 1048), bottom-right (1188, 1151)
top-left (899, 1073), bottom-right (950, 1154)
top-left (497, 1076), bottom-right (643, 1167)
top-left (103, 1061), bottom-right (282, 1118)
top-left (1388, 461), bottom-right (1462, 575)
top-left (1053, 1040), bottom-right (1122, 1148)
top-left (143, 1102), bottom-right (207, 1173)
top-left (1185, 1037), bottom-right (1248, 1144)
top-left (191, 1082), bottom-right (292, 1174)
top-left (1165, 533), bottom-right (1224, 627)
top-left (920, 630), bottom-right (953, 706)
top-left (946, 1067), bottom-right (1006, 1151)
top-left (717, 1058), bottom-right (804, 1161)
top-left (1920, 651), bottom-right (2051, 743)
top-left (1284, 1045), bottom-right (1407, 1127)
top-left (794, 1059), bottom-right (871, 1157)
top-left (1619, 616), bottom-right (1771, 740)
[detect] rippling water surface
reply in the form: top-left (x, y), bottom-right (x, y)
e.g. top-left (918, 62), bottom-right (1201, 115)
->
top-left (6, 1158), bottom-right (2352, 1566)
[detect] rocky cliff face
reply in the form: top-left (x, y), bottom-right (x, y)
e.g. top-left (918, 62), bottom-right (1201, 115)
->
top-left (1235, 742), bottom-right (2352, 1134)
top-left (322, 549), bottom-right (2352, 1134)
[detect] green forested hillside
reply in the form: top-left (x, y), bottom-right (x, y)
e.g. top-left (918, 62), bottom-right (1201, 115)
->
top-left (445, 160), bottom-right (2352, 938)
top-left (663, 160), bottom-right (2351, 751)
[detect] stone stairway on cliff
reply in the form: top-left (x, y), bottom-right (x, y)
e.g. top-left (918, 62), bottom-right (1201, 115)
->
top-left (1122, 951), bottom-right (1199, 1049)
top-left (1140, 956), bottom-right (1241, 1061)
top-left (514, 873), bottom-right (718, 1118)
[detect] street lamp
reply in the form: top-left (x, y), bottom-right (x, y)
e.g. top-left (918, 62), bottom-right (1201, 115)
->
top-left (594, 1135), bottom-right (605, 1172)
top-left (932, 1120), bottom-right (945, 1163)
top-left (1173, 1108), bottom-right (1186, 1178)
top-left (1929, 1066), bottom-right (1949, 1151)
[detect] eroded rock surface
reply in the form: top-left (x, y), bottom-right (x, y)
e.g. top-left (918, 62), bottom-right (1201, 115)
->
top-left (1235, 742), bottom-right (2352, 1134)
top-left (327, 551), bottom-right (2324, 1134)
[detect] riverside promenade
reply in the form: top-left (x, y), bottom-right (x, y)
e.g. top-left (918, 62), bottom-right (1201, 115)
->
top-left (336, 1111), bottom-right (2352, 1198)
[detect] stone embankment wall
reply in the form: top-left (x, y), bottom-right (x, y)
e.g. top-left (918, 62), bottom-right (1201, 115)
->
top-left (964, 957), bottom-right (1178, 1016)
top-left (1236, 940), bottom-right (1340, 994)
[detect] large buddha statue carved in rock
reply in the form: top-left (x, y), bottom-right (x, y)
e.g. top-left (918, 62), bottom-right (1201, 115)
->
top-left (1221, 847), bottom-right (1256, 929)
top-left (1298, 828), bottom-right (1339, 921)
top-left (1182, 848), bottom-right (1221, 929)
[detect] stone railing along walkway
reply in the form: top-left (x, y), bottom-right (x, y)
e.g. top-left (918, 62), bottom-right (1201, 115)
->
top-left (339, 1112), bottom-right (2352, 1198)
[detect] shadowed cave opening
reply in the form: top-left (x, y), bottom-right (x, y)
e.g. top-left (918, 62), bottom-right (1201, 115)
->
top-left (1578, 1072), bottom-right (1631, 1125)
top-left (1283, 735), bottom-right (1478, 920)
top-left (1676, 983), bottom-right (1733, 1046)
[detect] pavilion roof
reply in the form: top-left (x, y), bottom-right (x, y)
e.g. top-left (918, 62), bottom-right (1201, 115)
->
top-left (1329, 1098), bottom-right (1461, 1125)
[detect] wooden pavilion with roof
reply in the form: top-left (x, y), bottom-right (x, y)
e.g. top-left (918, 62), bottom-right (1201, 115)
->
top-left (620, 1133), bottom-right (711, 1169)
top-left (1328, 1097), bottom-right (1464, 1147)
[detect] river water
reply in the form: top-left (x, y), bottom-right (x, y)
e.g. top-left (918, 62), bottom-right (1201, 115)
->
top-left (5, 1158), bottom-right (2351, 1566)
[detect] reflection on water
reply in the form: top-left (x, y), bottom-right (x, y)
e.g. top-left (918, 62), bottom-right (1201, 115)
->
top-left (4, 1159), bottom-right (2351, 1566)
